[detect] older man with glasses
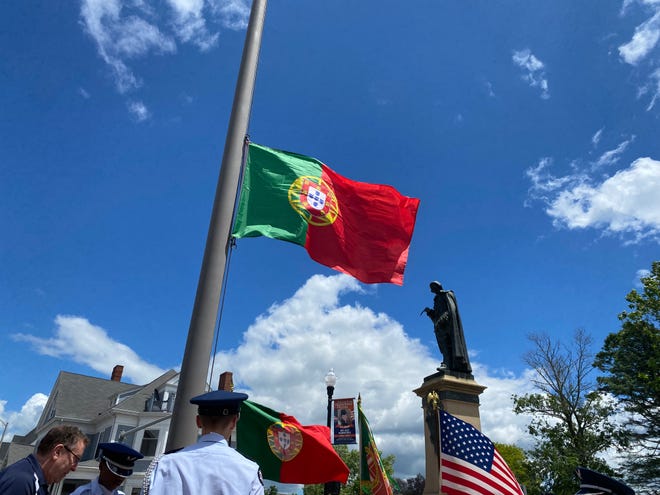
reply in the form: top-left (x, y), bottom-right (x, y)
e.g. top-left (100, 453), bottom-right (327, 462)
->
top-left (0, 424), bottom-right (88, 494)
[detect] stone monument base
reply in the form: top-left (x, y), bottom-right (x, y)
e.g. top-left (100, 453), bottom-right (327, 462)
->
top-left (413, 370), bottom-right (486, 495)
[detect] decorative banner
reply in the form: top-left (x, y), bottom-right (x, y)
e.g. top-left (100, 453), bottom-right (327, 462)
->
top-left (333, 398), bottom-right (357, 445)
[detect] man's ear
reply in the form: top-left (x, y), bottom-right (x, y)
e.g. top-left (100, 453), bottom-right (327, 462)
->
top-left (53, 444), bottom-right (65, 460)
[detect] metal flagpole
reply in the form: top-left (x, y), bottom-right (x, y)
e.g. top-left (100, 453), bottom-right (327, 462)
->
top-left (165, 0), bottom-right (268, 452)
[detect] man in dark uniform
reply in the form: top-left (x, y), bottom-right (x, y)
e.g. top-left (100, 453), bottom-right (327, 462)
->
top-left (0, 425), bottom-right (88, 494)
top-left (423, 281), bottom-right (472, 373)
top-left (574, 467), bottom-right (635, 495)
top-left (70, 442), bottom-right (143, 495)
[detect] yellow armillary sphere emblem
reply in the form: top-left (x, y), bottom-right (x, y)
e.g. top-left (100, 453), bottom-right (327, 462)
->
top-left (266, 421), bottom-right (303, 462)
top-left (288, 175), bottom-right (340, 226)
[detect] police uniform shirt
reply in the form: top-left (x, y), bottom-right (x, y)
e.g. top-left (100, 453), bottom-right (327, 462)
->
top-left (0, 453), bottom-right (49, 495)
top-left (70, 477), bottom-right (125, 495)
top-left (148, 432), bottom-right (264, 495)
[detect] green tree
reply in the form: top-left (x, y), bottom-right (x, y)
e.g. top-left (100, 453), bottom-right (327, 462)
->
top-left (303, 445), bottom-right (396, 495)
top-left (513, 330), bottom-right (624, 495)
top-left (494, 443), bottom-right (539, 495)
top-left (265, 485), bottom-right (279, 495)
top-left (594, 261), bottom-right (660, 493)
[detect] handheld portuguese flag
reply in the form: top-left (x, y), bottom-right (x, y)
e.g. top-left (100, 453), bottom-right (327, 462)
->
top-left (236, 400), bottom-right (350, 484)
top-left (232, 142), bottom-right (420, 285)
top-left (359, 398), bottom-right (394, 495)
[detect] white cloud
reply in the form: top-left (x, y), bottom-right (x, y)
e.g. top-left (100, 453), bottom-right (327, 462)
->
top-left (512, 49), bottom-right (550, 99)
top-left (128, 100), bottom-right (151, 121)
top-left (619, 1), bottom-right (660, 110)
top-left (593, 137), bottom-right (634, 169)
top-left (477, 366), bottom-right (536, 449)
top-left (165, 0), bottom-right (219, 51)
top-left (80, 0), bottom-right (176, 93)
top-left (80, 0), bottom-right (250, 93)
top-left (0, 394), bottom-right (48, 441)
top-left (619, 8), bottom-right (660, 65)
top-left (485, 81), bottom-right (496, 98)
top-left (208, 0), bottom-right (250, 30)
top-left (525, 158), bottom-right (578, 203)
top-left (12, 315), bottom-right (166, 385)
top-left (592, 128), bottom-right (604, 147)
top-left (527, 156), bottom-right (660, 243)
top-left (645, 68), bottom-right (660, 110)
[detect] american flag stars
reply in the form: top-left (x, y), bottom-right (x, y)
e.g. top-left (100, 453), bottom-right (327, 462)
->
top-left (440, 412), bottom-right (494, 471)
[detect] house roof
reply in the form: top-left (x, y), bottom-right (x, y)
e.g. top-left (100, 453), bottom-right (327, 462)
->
top-left (40, 371), bottom-right (138, 425)
top-left (113, 369), bottom-right (178, 413)
top-left (38, 368), bottom-right (180, 427)
top-left (1, 442), bottom-right (34, 468)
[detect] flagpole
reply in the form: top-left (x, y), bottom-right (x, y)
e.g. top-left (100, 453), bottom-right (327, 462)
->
top-left (166, 0), bottom-right (268, 452)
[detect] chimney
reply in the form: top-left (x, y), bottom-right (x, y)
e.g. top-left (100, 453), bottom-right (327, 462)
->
top-left (111, 365), bottom-right (124, 382)
top-left (218, 371), bottom-right (233, 391)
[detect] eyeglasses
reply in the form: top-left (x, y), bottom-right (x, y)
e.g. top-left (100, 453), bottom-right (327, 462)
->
top-left (63, 445), bottom-right (82, 464)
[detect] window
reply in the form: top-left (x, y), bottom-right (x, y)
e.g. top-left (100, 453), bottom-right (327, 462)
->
top-left (165, 392), bottom-right (176, 412)
top-left (99, 426), bottom-right (112, 444)
top-left (115, 425), bottom-right (136, 448)
top-left (140, 429), bottom-right (159, 457)
top-left (115, 388), bottom-right (140, 405)
top-left (82, 432), bottom-right (99, 461)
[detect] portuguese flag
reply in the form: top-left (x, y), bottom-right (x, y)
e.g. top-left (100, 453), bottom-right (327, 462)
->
top-left (232, 142), bottom-right (420, 285)
top-left (236, 400), bottom-right (350, 484)
top-left (359, 399), bottom-right (394, 495)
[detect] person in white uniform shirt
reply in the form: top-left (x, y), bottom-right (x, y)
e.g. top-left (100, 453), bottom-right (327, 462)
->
top-left (146, 390), bottom-right (264, 495)
top-left (71, 442), bottom-right (143, 495)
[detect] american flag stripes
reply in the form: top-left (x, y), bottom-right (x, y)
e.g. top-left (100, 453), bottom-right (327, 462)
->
top-left (440, 411), bottom-right (524, 495)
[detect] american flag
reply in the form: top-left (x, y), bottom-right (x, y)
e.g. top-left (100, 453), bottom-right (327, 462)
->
top-left (440, 410), bottom-right (524, 495)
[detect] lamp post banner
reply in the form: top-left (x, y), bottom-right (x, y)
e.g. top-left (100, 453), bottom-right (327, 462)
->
top-left (333, 398), bottom-right (356, 445)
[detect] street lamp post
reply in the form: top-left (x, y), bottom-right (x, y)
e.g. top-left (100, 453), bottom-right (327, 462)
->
top-left (325, 369), bottom-right (336, 428)
top-left (324, 369), bottom-right (340, 495)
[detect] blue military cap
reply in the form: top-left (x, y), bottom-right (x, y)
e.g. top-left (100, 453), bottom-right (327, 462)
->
top-left (190, 390), bottom-right (249, 416)
top-left (97, 442), bottom-right (144, 478)
top-left (575, 467), bottom-right (634, 495)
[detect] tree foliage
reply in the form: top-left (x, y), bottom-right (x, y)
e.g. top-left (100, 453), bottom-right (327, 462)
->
top-left (513, 330), bottom-right (624, 494)
top-left (303, 445), bottom-right (396, 495)
top-left (594, 261), bottom-right (660, 492)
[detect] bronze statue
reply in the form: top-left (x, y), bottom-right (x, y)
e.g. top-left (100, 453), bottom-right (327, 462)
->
top-left (422, 281), bottom-right (472, 373)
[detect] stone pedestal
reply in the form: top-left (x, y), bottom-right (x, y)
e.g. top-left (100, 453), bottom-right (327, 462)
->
top-left (413, 370), bottom-right (486, 495)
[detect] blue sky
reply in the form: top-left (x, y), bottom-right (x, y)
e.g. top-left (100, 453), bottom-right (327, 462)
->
top-left (1, 0), bottom-right (659, 478)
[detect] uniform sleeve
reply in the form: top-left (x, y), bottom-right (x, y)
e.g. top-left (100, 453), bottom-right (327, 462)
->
top-left (249, 468), bottom-right (265, 495)
top-left (70, 484), bottom-right (91, 495)
top-left (0, 470), bottom-right (36, 495)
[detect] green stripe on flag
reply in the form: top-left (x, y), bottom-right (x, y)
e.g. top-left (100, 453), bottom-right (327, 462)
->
top-left (232, 143), bottom-right (323, 245)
